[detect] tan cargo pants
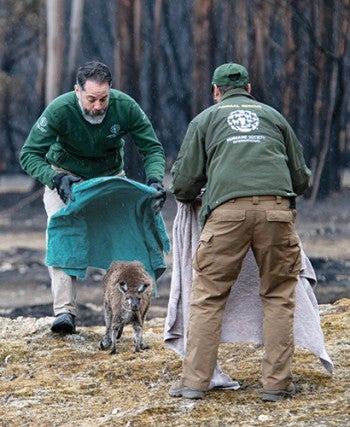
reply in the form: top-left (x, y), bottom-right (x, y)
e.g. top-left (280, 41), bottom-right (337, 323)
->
top-left (43, 186), bottom-right (78, 316)
top-left (181, 196), bottom-right (301, 391)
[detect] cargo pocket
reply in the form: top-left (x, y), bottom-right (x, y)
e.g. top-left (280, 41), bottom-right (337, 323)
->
top-left (208, 209), bottom-right (246, 234)
top-left (266, 210), bottom-right (294, 223)
top-left (287, 234), bottom-right (301, 274)
top-left (193, 231), bottom-right (214, 272)
top-left (213, 209), bottom-right (245, 222)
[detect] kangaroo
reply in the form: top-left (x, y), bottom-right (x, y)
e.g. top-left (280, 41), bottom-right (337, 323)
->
top-left (99, 261), bottom-right (154, 354)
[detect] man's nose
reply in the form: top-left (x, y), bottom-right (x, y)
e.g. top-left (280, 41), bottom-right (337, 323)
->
top-left (93, 100), bottom-right (103, 110)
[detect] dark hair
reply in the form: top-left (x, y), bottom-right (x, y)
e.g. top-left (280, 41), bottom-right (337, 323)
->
top-left (216, 86), bottom-right (234, 95)
top-left (216, 83), bottom-right (248, 95)
top-left (76, 61), bottom-right (112, 89)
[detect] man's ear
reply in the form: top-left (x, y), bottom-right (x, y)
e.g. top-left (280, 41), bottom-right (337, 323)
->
top-left (246, 83), bottom-right (252, 94)
top-left (212, 84), bottom-right (222, 104)
top-left (74, 84), bottom-right (80, 97)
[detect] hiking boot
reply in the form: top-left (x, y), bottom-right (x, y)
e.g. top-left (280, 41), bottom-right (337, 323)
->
top-left (51, 313), bottom-right (76, 334)
top-left (262, 382), bottom-right (298, 402)
top-left (168, 380), bottom-right (204, 399)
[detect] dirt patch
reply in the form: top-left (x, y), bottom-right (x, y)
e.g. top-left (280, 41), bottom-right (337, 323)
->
top-left (0, 179), bottom-right (350, 425)
top-left (0, 299), bottom-right (349, 426)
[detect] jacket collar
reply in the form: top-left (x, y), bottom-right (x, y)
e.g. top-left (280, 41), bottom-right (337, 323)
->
top-left (221, 88), bottom-right (255, 101)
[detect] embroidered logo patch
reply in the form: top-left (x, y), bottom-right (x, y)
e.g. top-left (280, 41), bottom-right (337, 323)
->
top-left (227, 110), bottom-right (259, 133)
top-left (110, 124), bottom-right (120, 134)
top-left (107, 123), bottom-right (121, 139)
top-left (37, 116), bottom-right (48, 133)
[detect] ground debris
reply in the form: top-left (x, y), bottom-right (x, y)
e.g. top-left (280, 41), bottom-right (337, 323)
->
top-left (0, 300), bottom-right (349, 426)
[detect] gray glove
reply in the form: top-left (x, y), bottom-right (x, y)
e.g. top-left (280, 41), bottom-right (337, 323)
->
top-left (52, 173), bottom-right (80, 204)
top-left (147, 178), bottom-right (166, 214)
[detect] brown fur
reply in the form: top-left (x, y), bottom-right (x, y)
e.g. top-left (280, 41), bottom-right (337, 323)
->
top-left (99, 261), bottom-right (154, 354)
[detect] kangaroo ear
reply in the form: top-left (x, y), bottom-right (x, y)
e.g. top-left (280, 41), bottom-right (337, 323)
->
top-left (118, 281), bottom-right (128, 293)
top-left (137, 283), bottom-right (149, 293)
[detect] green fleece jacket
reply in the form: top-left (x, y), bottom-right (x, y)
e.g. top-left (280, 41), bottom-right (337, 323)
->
top-left (171, 88), bottom-right (311, 225)
top-left (20, 89), bottom-right (165, 188)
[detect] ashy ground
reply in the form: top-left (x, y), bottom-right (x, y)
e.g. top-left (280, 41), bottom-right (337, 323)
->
top-left (0, 299), bottom-right (349, 426)
top-left (0, 175), bottom-right (350, 425)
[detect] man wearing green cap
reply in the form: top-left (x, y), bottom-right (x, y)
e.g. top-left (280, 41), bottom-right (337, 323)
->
top-left (169, 63), bottom-right (311, 401)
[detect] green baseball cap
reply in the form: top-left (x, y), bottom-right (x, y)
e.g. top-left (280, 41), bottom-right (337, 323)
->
top-left (211, 63), bottom-right (249, 87)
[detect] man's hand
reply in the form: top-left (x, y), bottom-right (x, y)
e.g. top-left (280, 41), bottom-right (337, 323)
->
top-left (147, 178), bottom-right (166, 214)
top-left (52, 173), bottom-right (81, 204)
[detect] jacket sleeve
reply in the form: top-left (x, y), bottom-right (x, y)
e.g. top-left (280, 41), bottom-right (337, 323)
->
top-left (19, 106), bottom-right (60, 189)
top-left (281, 119), bottom-right (312, 195)
top-left (171, 120), bottom-right (207, 202)
top-left (128, 101), bottom-right (165, 183)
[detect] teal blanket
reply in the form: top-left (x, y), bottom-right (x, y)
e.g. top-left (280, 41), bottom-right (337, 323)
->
top-left (46, 177), bottom-right (170, 283)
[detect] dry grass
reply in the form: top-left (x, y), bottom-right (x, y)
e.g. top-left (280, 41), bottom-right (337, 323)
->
top-left (0, 299), bottom-right (349, 427)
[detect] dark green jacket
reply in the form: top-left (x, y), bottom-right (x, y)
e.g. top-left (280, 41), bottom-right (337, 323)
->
top-left (171, 88), bottom-right (311, 225)
top-left (20, 89), bottom-right (165, 188)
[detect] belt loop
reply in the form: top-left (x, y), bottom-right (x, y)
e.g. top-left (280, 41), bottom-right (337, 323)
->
top-left (253, 196), bottom-right (259, 205)
top-left (276, 196), bottom-right (282, 204)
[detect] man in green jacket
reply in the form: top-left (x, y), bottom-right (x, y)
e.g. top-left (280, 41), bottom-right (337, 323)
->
top-left (169, 63), bottom-right (311, 402)
top-left (20, 61), bottom-right (166, 334)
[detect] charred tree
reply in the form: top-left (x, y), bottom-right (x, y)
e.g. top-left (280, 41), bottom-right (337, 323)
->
top-left (45, 0), bottom-right (65, 103)
top-left (114, 0), bottom-right (145, 181)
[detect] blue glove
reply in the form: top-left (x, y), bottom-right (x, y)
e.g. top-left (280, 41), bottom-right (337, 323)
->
top-left (52, 173), bottom-right (81, 204)
top-left (147, 178), bottom-right (166, 214)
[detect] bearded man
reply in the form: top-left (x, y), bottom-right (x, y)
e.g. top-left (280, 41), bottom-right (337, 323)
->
top-left (20, 61), bottom-right (166, 334)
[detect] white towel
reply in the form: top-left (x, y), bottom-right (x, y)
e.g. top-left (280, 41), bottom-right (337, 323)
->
top-left (164, 202), bottom-right (334, 390)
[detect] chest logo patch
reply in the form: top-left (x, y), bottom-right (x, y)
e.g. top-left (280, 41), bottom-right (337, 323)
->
top-left (106, 124), bottom-right (121, 139)
top-left (227, 110), bottom-right (259, 132)
top-left (110, 124), bottom-right (120, 134)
